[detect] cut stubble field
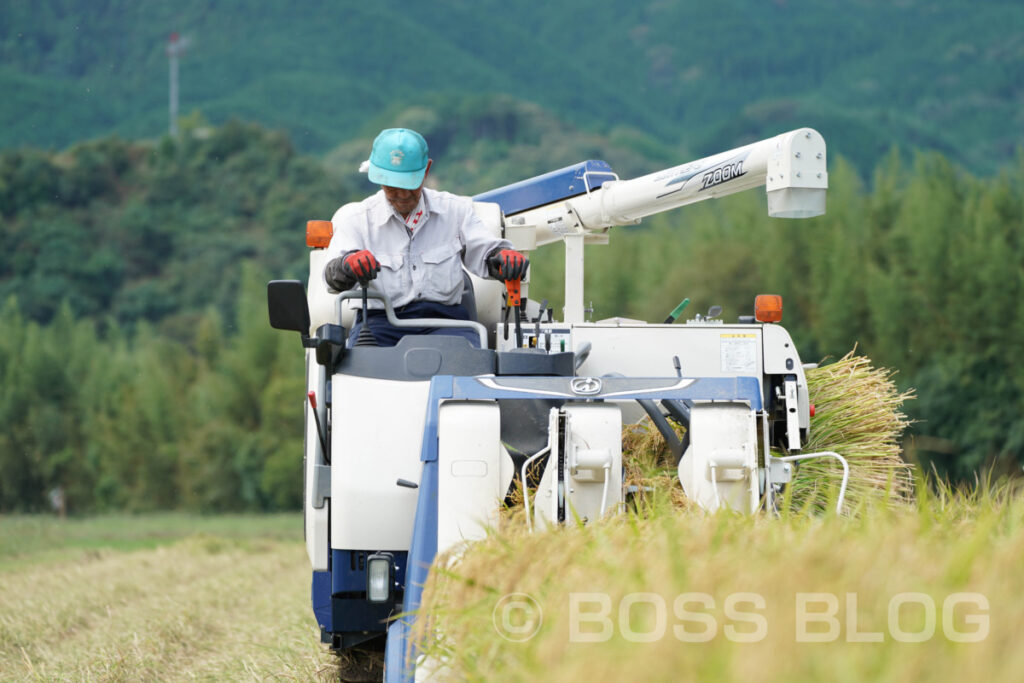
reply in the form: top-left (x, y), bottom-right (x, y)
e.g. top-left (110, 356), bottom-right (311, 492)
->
top-left (0, 515), bottom-right (339, 682)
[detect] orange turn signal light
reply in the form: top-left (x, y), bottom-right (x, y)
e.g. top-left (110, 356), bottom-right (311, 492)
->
top-left (306, 220), bottom-right (333, 248)
top-left (755, 294), bottom-right (783, 323)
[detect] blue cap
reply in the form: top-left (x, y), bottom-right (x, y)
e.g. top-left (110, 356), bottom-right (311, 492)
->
top-left (365, 128), bottom-right (429, 190)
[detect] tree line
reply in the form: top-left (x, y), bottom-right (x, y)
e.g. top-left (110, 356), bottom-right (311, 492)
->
top-left (0, 122), bottom-right (1021, 511)
top-left (0, 264), bottom-right (305, 513)
top-left (0, 121), bottom-right (342, 512)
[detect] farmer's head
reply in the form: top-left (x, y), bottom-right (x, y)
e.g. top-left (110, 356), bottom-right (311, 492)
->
top-left (363, 128), bottom-right (432, 217)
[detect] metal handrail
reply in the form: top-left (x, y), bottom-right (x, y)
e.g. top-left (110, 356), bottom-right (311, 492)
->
top-left (335, 287), bottom-right (489, 348)
top-left (775, 450), bottom-right (850, 514)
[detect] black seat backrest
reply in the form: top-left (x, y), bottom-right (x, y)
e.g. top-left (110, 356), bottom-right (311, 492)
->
top-left (460, 269), bottom-right (478, 321)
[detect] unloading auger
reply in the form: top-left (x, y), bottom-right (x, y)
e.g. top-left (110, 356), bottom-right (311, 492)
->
top-left (268, 128), bottom-right (847, 682)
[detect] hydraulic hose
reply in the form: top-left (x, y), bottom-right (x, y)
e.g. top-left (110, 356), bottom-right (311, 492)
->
top-left (661, 399), bottom-right (692, 465)
top-left (602, 372), bottom-right (684, 464)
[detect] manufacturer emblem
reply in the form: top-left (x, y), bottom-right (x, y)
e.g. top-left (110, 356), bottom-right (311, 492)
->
top-left (570, 377), bottom-right (602, 395)
top-left (389, 149), bottom-right (405, 166)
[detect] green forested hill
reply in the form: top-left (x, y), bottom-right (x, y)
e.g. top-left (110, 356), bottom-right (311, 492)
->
top-left (0, 121), bottom-right (348, 326)
top-left (1, 0), bottom-right (1022, 510)
top-left (2, 0), bottom-right (1022, 175)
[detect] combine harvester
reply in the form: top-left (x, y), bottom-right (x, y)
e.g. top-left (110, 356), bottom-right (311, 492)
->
top-left (268, 128), bottom-right (847, 681)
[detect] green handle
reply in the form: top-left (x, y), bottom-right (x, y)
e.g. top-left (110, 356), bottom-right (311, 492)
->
top-left (663, 298), bottom-right (690, 324)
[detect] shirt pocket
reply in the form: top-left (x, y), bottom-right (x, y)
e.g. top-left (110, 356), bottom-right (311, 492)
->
top-left (376, 252), bottom-right (405, 271)
top-left (373, 252), bottom-right (405, 299)
top-left (420, 239), bottom-right (463, 299)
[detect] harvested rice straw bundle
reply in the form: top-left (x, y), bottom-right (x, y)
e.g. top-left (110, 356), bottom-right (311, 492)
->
top-left (621, 351), bottom-right (915, 514)
top-left (789, 351), bottom-right (915, 513)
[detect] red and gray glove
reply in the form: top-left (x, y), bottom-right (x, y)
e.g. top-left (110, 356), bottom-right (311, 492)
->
top-left (325, 249), bottom-right (380, 290)
top-left (487, 249), bottom-right (529, 281)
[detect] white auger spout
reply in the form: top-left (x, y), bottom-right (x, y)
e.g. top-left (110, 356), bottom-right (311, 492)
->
top-left (495, 127), bottom-right (826, 241)
top-left (591, 127), bottom-right (827, 224)
top-left (477, 128), bottom-right (827, 323)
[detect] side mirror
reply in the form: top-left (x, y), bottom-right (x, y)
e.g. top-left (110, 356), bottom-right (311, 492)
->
top-left (267, 280), bottom-right (311, 335)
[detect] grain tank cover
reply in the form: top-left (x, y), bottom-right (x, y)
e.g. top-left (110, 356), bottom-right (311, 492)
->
top-left (473, 160), bottom-right (617, 215)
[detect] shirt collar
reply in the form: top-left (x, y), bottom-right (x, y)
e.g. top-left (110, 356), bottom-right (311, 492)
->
top-left (371, 188), bottom-right (434, 231)
top-left (403, 192), bottom-right (429, 230)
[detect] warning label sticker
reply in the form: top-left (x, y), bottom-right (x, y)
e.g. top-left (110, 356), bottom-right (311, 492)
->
top-left (720, 334), bottom-right (758, 374)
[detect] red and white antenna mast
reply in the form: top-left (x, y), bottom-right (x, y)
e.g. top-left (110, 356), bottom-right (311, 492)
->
top-left (166, 32), bottom-right (190, 136)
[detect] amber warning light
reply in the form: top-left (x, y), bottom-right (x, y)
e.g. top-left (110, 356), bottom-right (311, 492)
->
top-left (755, 294), bottom-right (783, 323)
top-left (306, 220), bottom-right (333, 248)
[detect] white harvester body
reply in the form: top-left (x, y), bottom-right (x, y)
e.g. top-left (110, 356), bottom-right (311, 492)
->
top-left (267, 128), bottom-right (848, 682)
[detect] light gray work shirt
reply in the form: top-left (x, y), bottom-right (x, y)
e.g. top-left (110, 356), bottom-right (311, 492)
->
top-left (325, 188), bottom-right (511, 309)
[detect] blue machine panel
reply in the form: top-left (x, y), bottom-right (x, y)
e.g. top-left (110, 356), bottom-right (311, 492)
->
top-left (473, 160), bottom-right (617, 215)
top-left (311, 570), bottom-right (333, 633)
top-left (314, 550), bottom-right (410, 637)
top-left (330, 549), bottom-right (409, 595)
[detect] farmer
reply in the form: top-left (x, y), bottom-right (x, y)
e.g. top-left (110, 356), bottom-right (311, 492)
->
top-left (323, 128), bottom-right (527, 347)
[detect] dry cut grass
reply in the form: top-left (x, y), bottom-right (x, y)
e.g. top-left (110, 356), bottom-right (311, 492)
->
top-left (0, 515), bottom-right (339, 683)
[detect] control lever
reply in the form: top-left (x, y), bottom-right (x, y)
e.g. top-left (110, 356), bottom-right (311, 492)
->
top-left (505, 278), bottom-right (523, 348)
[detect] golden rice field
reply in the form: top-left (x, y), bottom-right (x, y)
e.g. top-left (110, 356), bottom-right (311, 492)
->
top-left (416, 483), bottom-right (1024, 682)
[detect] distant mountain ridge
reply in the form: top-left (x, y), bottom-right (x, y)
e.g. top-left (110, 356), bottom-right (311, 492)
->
top-left (1, 0), bottom-right (1022, 175)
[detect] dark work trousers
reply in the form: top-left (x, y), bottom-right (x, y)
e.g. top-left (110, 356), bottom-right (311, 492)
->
top-left (348, 301), bottom-right (481, 347)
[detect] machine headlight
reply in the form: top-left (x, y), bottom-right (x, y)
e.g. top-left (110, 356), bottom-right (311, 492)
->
top-left (366, 552), bottom-right (394, 604)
